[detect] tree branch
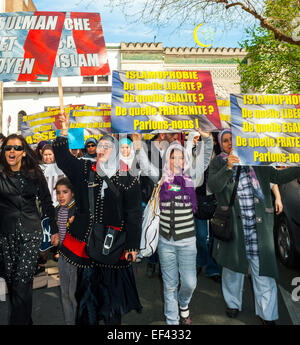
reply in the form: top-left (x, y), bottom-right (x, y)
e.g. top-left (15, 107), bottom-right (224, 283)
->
top-left (216, 0), bottom-right (300, 45)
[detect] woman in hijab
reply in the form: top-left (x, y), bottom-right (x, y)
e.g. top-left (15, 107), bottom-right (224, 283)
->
top-left (158, 129), bottom-right (212, 325)
top-left (52, 113), bottom-right (143, 325)
top-left (208, 128), bottom-right (300, 325)
top-left (119, 137), bottom-right (135, 172)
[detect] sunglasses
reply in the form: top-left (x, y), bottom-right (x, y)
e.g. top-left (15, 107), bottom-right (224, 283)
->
top-left (4, 145), bottom-right (24, 151)
top-left (97, 144), bottom-right (113, 150)
top-left (86, 144), bottom-right (96, 148)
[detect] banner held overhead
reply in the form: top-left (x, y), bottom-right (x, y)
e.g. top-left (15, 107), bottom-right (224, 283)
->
top-left (231, 93), bottom-right (300, 166)
top-left (0, 11), bottom-right (110, 82)
top-left (111, 70), bottom-right (221, 134)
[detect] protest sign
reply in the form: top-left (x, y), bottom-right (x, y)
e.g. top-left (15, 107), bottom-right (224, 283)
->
top-left (231, 94), bottom-right (300, 166)
top-left (69, 104), bottom-right (111, 141)
top-left (0, 11), bottom-right (65, 82)
top-left (52, 12), bottom-right (110, 78)
top-left (0, 11), bottom-right (110, 82)
top-left (56, 128), bottom-right (85, 149)
top-left (21, 108), bottom-right (62, 144)
top-left (111, 70), bottom-right (221, 134)
top-left (217, 98), bottom-right (231, 129)
top-left (22, 106), bottom-right (85, 147)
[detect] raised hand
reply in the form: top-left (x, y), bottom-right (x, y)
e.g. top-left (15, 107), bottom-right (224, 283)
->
top-left (131, 133), bottom-right (143, 151)
top-left (227, 149), bottom-right (240, 170)
top-left (197, 127), bottom-right (211, 139)
top-left (58, 112), bottom-right (69, 135)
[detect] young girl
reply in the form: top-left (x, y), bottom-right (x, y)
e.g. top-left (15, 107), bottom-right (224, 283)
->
top-left (158, 130), bottom-right (213, 325)
top-left (54, 177), bottom-right (77, 325)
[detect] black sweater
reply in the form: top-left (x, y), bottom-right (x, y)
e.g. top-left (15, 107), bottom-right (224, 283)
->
top-left (52, 136), bottom-right (143, 253)
top-left (0, 169), bottom-right (58, 235)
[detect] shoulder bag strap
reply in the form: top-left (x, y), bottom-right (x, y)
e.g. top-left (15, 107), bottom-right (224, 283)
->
top-left (229, 166), bottom-right (241, 208)
top-left (97, 167), bottom-right (120, 199)
top-left (89, 168), bottom-right (122, 222)
top-left (88, 170), bottom-right (96, 223)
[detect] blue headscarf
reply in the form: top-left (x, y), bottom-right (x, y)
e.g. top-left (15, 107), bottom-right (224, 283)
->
top-left (119, 138), bottom-right (132, 147)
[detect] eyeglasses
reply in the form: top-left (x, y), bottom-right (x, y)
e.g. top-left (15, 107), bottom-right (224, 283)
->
top-left (97, 144), bottom-right (113, 150)
top-left (4, 145), bottom-right (24, 151)
top-left (86, 144), bottom-right (96, 148)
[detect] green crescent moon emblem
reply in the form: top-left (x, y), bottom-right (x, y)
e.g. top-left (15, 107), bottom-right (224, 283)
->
top-left (193, 24), bottom-right (212, 47)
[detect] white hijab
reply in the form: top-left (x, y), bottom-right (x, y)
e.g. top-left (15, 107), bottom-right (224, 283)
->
top-left (96, 135), bottom-right (119, 197)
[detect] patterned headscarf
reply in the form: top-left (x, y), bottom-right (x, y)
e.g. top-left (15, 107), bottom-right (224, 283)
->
top-left (160, 142), bottom-right (197, 213)
top-left (218, 128), bottom-right (232, 156)
top-left (218, 129), bottom-right (264, 202)
top-left (96, 135), bottom-right (120, 197)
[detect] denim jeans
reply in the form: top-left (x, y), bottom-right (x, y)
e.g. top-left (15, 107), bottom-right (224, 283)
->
top-left (158, 239), bottom-right (197, 325)
top-left (222, 256), bottom-right (278, 321)
top-left (58, 256), bottom-right (78, 325)
top-left (194, 218), bottom-right (221, 277)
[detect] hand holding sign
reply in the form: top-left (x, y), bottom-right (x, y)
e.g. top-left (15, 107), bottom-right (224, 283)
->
top-left (197, 127), bottom-right (211, 139)
top-left (227, 149), bottom-right (240, 170)
top-left (132, 133), bottom-right (143, 151)
top-left (58, 112), bottom-right (69, 136)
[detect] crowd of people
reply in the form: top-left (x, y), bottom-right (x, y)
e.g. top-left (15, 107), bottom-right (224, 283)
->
top-left (0, 116), bottom-right (299, 326)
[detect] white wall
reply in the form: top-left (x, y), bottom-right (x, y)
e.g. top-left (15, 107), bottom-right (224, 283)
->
top-left (0, 0), bottom-right (5, 12)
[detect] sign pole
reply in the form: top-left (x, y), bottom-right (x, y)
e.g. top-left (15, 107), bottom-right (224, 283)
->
top-left (58, 77), bottom-right (64, 113)
top-left (57, 77), bottom-right (68, 131)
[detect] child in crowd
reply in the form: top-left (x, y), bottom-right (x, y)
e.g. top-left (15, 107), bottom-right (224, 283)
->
top-left (54, 177), bottom-right (77, 325)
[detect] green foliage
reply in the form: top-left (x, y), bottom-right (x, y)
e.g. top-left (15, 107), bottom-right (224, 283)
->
top-left (265, 0), bottom-right (300, 35)
top-left (238, 26), bottom-right (300, 93)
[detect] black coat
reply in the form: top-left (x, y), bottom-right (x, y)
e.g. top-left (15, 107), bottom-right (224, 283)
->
top-left (0, 168), bottom-right (58, 235)
top-left (52, 136), bottom-right (143, 252)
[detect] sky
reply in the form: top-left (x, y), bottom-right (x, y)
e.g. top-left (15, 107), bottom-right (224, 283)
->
top-left (36, 0), bottom-right (253, 48)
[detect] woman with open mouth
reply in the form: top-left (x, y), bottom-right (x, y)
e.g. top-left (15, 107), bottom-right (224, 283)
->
top-left (0, 134), bottom-right (58, 325)
top-left (52, 113), bottom-right (143, 325)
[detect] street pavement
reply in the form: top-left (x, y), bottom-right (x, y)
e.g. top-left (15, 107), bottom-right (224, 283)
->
top-left (0, 257), bottom-right (299, 326)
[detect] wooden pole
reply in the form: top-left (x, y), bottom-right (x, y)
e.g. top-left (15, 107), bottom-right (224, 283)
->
top-left (57, 77), bottom-right (68, 131)
top-left (58, 77), bottom-right (64, 113)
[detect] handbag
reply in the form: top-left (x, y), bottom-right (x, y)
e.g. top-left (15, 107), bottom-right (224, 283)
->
top-left (40, 217), bottom-right (54, 252)
top-left (85, 170), bottom-right (126, 265)
top-left (196, 194), bottom-right (217, 220)
top-left (35, 188), bottom-right (54, 252)
top-left (210, 166), bottom-right (241, 242)
top-left (138, 179), bottom-right (162, 258)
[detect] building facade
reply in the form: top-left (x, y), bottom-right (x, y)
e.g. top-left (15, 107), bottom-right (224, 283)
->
top-left (1, 41), bottom-right (246, 134)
